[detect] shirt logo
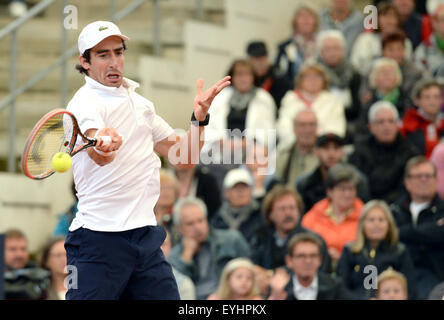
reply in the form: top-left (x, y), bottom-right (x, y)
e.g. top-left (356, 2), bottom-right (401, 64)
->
top-left (99, 26), bottom-right (108, 31)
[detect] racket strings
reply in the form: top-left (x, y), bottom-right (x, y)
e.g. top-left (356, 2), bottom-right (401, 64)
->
top-left (25, 114), bottom-right (75, 177)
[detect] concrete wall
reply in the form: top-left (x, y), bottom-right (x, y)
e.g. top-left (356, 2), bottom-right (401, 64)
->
top-left (139, 0), bottom-right (333, 130)
top-left (0, 172), bottom-right (74, 254)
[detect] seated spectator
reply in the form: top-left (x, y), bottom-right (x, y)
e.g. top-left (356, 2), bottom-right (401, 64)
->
top-left (401, 78), bottom-right (444, 158)
top-left (382, 31), bottom-right (425, 107)
top-left (375, 269), bottom-right (409, 300)
top-left (275, 109), bottom-right (319, 188)
top-left (316, 30), bottom-right (362, 139)
top-left (40, 237), bottom-right (67, 300)
top-left (4, 229), bottom-right (50, 300)
top-left (360, 58), bottom-right (407, 130)
top-left (430, 141), bottom-right (444, 199)
top-left (351, 2), bottom-right (414, 77)
top-left (247, 41), bottom-right (293, 110)
top-left (168, 197), bottom-right (250, 300)
top-left (390, 156), bottom-right (444, 299)
top-left (302, 163), bottom-right (364, 266)
top-left (268, 233), bottom-right (349, 300)
top-left (53, 181), bottom-right (78, 237)
top-left (173, 165), bottom-right (222, 221)
top-left (393, 0), bottom-right (424, 49)
top-left (349, 101), bottom-right (419, 203)
top-left (155, 169), bottom-right (179, 238)
top-left (204, 59), bottom-right (276, 155)
top-left (319, 0), bottom-right (363, 57)
top-left (336, 200), bottom-right (417, 300)
top-left (275, 5), bottom-right (319, 85)
top-left (277, 62), bottom-right (346, 146)
top-left (415, 1), bottom-right (444, 76)
top-left (250, 185), bottom-right (331, 273)
top-left (161, 230), bottom-right (196, 300)
top-left (4, 229), bottom-right (35, 271)
top-left (211, 168), bottom-right (264, 245)
top-left (207, 258), bottom-right (262, 300)
top-left (297, 133), bottom-right (370, 212)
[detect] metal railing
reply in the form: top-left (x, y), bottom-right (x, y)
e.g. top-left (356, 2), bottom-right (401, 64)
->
top-left (0, 0), bottom-right (204, 172)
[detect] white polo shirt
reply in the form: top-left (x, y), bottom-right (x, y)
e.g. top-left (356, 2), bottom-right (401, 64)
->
top-left (66, 76), bottom-right (174, 232)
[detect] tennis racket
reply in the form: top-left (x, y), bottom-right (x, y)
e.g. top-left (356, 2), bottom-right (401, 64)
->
top-left (21, 108), bottom-right (112, 180)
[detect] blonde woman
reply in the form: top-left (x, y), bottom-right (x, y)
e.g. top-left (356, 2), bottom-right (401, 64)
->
top-left (336, 200), bottom-right (416, 300)
top-left (207, 258), bottom-right (262, 300)
top-left (277, 62), bottom-right (346, 145)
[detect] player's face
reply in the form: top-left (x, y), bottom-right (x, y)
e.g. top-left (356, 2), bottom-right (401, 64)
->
top-left (5, 237), bottom-right (29, 270)
top-left (81, 36), bottom-right (125, 87)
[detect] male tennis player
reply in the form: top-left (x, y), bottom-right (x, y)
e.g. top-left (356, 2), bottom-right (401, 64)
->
top-left (64, 20), bottom-right (230, 300)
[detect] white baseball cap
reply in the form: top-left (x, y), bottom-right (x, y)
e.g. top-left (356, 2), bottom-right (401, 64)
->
top-left (78, 21), bottom-right (130, 55)
top-left (223, 168), bottom-right (253, 189)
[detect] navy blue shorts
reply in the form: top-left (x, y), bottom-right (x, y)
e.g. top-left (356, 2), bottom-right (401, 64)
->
top-left (64, 225), bottom-right (180, 300)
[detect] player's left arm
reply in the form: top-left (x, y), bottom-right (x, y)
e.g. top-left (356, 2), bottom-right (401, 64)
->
top-left (154, 76), bottom-right (231, 168)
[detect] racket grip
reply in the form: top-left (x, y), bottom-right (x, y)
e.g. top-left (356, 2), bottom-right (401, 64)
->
top-left (96, 136), bottom-right (112, 147)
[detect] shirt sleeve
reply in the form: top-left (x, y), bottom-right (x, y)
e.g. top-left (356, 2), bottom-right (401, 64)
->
top-left (66, 92), bottom-right (105, 135)
top-left (152, 113), bottom-right (175, 144)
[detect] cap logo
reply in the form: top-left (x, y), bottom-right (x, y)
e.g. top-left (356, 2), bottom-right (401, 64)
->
top-left (99, 26), bottom-right (108, 31)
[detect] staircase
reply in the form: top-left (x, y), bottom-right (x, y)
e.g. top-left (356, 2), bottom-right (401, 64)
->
top-left (0, 0), bottom-right (225, 171)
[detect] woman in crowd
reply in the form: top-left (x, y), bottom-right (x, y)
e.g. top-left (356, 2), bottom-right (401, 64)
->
top-left (358, 57), bottom-right (407, 136)
top-left (277, 62), bottom-right (345, 146)
top-left (336, 200), bottom-right (417, 300)
top-left (302, 163), bottom-right (363, 267)
top-left (351, 2), bottom-right (413, 77)
top-left (275, 5), bottom-right (319, 85)
top-left (40, 236), bottom-right (67, 300)
top-left (204, 59), bottom-right (276, 154)
top-left (316, 29), bottom-right (362, 142)
top-left (207, 258), bottom-right (262, 300)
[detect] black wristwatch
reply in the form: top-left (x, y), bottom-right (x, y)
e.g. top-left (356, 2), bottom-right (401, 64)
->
top-left (191, 112), bottom-right (210, 126)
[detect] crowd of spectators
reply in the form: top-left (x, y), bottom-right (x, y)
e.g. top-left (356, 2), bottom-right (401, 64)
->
top-left (5, 0), bottom-right (444, 301)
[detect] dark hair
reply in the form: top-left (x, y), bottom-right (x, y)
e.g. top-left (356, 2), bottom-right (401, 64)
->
top-left (75, 41), bottom-right (127, 75)
top-left (412, 78), bottom-right (442, 100)
top-left (40, 236), bottom-right (66, 270)
top-left (287, 232), bottom-right (322, 257)
top-left (226, 59), bottom-right (254, 79)
top-left (377, 3), bottom-right (402, 33)
top-left (382, 30), bottom-right (407, 49)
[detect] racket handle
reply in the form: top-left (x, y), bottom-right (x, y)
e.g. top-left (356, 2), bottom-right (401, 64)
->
top-left (96, 136), bottom-right (112, 147)
top-left (95, 135), bottom-right (124, 147)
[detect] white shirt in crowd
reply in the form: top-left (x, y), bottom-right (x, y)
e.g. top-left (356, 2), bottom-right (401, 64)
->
top-left (66, 76), bottom-right (174, 232)
top-left (292, 274), bottom-right (318, 300)
top-left (409, 201), bottom-right (430, 226)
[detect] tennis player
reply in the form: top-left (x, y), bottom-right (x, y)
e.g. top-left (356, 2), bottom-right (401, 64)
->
top-left (64, 20), bottom-right (230, 300)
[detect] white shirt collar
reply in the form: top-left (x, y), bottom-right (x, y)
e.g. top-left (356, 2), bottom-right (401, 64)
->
top-left (84, 75), bottom-right (140, 95)
top-left (293, 274), bottom-right (318, 300)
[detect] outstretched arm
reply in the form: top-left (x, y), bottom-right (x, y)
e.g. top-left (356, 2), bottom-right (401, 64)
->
top-left (155, 76), bottom-right (231, 168)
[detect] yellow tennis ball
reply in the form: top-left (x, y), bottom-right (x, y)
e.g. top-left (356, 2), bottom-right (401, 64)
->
top-left (52, 152), bottom-right (72, 173)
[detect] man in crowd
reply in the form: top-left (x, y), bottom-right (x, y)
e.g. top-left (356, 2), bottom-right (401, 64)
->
top-left (168, 197), bottom-right (250, 300)
top-left (349, 101), bottom-right (419, 203)
top-left (297, 133), bottom-right (370, 212)
top-left (391, 156), bottom-right (444, 299)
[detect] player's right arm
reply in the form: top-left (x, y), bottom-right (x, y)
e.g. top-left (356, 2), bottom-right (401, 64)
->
top-left (84, 127), bottom-right (123, 166)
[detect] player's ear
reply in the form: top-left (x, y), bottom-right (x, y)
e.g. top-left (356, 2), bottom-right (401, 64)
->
top-left (79, 55), bottom-right (90, 70)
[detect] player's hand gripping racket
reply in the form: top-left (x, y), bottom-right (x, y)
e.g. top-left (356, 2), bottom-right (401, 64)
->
top-left (21, 108), bottom-right (112, 180)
